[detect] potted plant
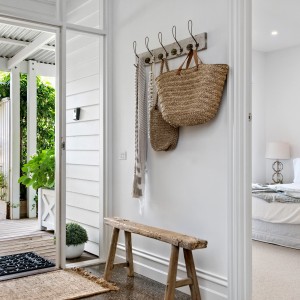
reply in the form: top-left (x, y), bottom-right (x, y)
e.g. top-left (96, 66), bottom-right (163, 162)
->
top-left (0, 171), bottom-right (7, 219)
top-left (66, 222), bottom-right (88, 259)
top-left (18, 148), bottom-right (55, 229)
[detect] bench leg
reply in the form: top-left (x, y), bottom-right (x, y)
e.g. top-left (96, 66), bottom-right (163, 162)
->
top-left (103, 227), bottom-right (120, 281)
top-left (183, 249), bottom-right (201, 300)
top-left (124, 231), bottom-right (134, 276)
top-left (164, 245), bottom-right (179, 300)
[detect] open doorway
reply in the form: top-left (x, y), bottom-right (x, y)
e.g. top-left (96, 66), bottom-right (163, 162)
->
top-left (0, 21), bottom-right (57, 279)
top-left (0, 0), bottom-right (108, 286)
top-left (252, 0), bottom-right (300, 298)
top-left (0, 20), bottom-right (105, 279)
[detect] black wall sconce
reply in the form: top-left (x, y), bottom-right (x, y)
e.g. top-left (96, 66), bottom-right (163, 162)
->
top-left (73, 107), bottom-right (81, 120)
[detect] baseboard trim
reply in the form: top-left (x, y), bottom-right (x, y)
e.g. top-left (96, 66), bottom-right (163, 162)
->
top-left (116, 243), bottom-right (228, 300)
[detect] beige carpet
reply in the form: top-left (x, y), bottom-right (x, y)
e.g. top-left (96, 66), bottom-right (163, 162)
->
top-left (0, 268), bottom-right (118, 300)
top-left (253, 241), bottom-right (300, 300)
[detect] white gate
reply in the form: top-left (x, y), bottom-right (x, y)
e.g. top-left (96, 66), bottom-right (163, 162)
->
top-left (38, 188), bottom-right (55, 231)
top-left (0, 97), bottom-right (10, 203)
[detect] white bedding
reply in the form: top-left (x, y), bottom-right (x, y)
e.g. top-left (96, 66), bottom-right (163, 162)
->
top-left (268, 182), bottom-right (300, 193)
top-left (252, 219), bottom-right (300, 249)
top-left (252, 196), bottom-right (300, 224)
top-left (252, 182), bottom-right (300, 248)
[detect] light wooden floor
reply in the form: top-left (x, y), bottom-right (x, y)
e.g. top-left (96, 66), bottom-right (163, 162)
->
top-left (0, 218), bottom-right (56, 263)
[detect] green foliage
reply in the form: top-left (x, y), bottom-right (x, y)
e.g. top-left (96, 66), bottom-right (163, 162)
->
top-left (36, 77), bottom-right (55, 151)
top-left (66, 223), bottom-right (88, 246)
top-left (18, 149), bottom-right (55, 190)
top-left (0, 171), bottom-right (7, 202)
top-left (0, 72), bottom-right (55, 198)
top-left (0, 72), bottom-right (10, 99)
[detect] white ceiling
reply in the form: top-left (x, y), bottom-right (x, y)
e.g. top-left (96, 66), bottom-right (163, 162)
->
top-left (253, 0), bottom-right (300, 52)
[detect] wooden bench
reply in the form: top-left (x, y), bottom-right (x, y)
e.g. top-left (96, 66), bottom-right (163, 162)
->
top-left (103, 217), bottom-right (207, 300)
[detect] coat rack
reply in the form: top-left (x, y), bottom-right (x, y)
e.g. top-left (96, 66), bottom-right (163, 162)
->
top-left (133, 20), bottom-right (207, 64)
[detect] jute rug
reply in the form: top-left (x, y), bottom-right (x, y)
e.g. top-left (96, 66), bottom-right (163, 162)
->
top-left (0, 268), bottom-right (118, 300)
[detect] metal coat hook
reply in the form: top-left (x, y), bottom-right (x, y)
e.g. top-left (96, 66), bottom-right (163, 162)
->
top-left (187, 20), bottom-right (199, 50)
top-left (145, 36), bottom-right (153, 63)
top-left (135, 23), bottom-right (207, 64)
top-left (133, 41), bottom-right (139, 59)
top-left (133, 41), bottom-right (139, 68)
top-left (157, 32), bottom-right (169, 60)
top-left (171, 25), bottom-right (183, 55)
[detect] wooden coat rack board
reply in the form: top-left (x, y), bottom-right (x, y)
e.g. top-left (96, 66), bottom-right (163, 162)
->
top-left (138, 32), bottom-right (207, 64)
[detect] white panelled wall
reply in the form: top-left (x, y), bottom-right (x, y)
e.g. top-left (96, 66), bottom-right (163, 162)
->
top-left (65, 31), bottom-right (102, 256)
top-left (112, 0), bottom-right (229, 299)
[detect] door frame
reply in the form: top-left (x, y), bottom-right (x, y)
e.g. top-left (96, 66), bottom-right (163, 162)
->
top-left (228, 0), bottom-right (252, 299)
top-left (0, 0), bottom-right (112, 269)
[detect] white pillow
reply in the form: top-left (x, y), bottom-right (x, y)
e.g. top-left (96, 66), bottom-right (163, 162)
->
top-left (268, 183), bottom-right (300, 192)
top-left (293, 158), bottom-right (300, 183)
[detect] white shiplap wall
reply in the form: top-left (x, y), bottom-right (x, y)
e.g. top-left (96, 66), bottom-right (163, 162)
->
top-left (0, 0), bottom-right (56, 20)
top-left (66, 0), bottom-right (103, 29)
top-left (66, 30), bottom-right (102, 256)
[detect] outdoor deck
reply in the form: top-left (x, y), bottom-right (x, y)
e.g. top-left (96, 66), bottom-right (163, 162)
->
top-left (0, 218), bottom-right (56, 262)
top-left (0, 218), bottom-right (98, 265)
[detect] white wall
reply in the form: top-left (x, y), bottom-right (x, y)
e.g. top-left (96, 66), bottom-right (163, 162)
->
top-left (112, 1), bottom-right (229, 298)
top-left (65, 31), bottom-right (103, 256)
top-left (265, 45), bottom-right (300, 183)
top-left (65, 0), bottom-right (103, 257)
top-left (252, 51), bottom-right (266, 183)
top-left (253, 45), bottom-right (300, 184)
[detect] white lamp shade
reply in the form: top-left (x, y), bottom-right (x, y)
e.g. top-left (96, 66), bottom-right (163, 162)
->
top-left (266, 142), bottom-right (290, 160)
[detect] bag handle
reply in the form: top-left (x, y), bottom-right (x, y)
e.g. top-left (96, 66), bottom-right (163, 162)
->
top-left (159, 58), bottom-right (169, 73)
top-left (176, 50), bottom-right (202, 75)
top-left (154, 59), bottom-right (169, 107)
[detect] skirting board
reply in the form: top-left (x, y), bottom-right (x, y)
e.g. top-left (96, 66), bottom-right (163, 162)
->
top-left (116, 243), bottom-right (228, 300)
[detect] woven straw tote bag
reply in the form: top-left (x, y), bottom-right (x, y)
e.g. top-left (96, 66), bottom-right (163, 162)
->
top-left (150, 59), bottom-right (179, 151)
top-left (155, 50), bottom-right (229, 127)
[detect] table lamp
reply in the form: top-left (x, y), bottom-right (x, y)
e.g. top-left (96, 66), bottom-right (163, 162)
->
top-left (266, 142), bottom-right (290, 184)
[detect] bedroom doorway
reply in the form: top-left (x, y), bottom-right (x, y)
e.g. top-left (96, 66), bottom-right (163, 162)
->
top-left (252, 0), bottom-right (300, 299)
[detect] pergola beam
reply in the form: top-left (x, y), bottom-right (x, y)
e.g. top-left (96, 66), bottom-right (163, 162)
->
top-left (0, 37), bottom-right (55, 52)
top-left (7, 32), bottom-right (55, 70)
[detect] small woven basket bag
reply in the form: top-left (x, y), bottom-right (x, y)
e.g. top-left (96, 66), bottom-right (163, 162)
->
top-left (150, 59), bottom-right (179, 151)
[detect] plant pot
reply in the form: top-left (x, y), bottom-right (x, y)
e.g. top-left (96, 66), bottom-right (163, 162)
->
top-left (20, 199), bottom-right (27, 219)
top-left (6, 202), bottom-right (10, 219)
top-left (66, 243), bottom-right (85, 259)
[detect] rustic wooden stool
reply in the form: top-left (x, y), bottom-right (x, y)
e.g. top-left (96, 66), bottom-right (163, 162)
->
top-left (103, 217), bottom-right (207, 300)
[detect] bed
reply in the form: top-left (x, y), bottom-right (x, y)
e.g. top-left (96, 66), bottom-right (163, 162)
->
top-left (252, 158), bottom-right (300, 249)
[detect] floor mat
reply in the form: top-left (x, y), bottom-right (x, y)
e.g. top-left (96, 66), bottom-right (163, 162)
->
top-left (0, 252), bottom-right (55, 276)
top-left (0, 268), bottom-right (117, 300)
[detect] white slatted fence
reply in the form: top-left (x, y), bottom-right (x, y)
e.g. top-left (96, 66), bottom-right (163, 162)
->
top-left (0, 97), bottom-right (10, 203)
